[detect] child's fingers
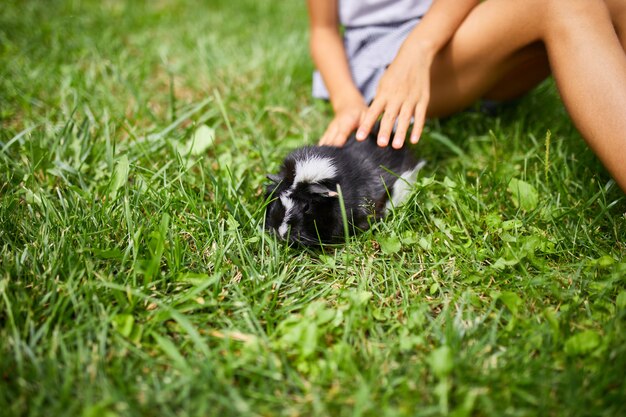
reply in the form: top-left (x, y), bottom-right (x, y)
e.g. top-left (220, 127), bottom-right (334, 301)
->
top-left (319, 123), bottom-right (337, 145)
top-left (391, 104), bottom-right (414, 149)
top-left (377, 102), bottom-right (402, 147)
top-left (410, 99), bottom-right (428, 144)
top-left (333, 126), bottom-right (352, 147)
top-left (356, 99), bottom-right (385, 141)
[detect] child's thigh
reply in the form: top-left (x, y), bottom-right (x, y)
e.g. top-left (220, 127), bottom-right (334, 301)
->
top-left (426, 0), bottom-right (551, 117)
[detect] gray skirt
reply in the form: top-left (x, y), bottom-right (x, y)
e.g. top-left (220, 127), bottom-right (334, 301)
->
top-left (312, 17), bottom-right (423, 103)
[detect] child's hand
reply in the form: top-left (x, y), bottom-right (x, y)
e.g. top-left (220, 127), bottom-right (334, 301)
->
top-left (319, 100), bottom-right (368, 147)
top-left (356, 50), bottom-right (432, 149)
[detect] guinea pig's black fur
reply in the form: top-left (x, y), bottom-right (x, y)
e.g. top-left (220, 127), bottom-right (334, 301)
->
top-left (264, 130), bottom-right (424, 246)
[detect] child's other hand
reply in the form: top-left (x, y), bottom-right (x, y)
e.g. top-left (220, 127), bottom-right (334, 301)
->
top-left (319, 100), bottom-right (367, 147)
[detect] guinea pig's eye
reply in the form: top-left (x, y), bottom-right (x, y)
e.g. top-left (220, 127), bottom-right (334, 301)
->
top-left (303, 202), bottom-right (311, 213)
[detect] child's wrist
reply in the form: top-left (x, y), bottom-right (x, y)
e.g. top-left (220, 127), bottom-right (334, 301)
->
top-left (397, 36), bottom-right (438, 65)
top-left (331, 90), bottom-right (365, 113)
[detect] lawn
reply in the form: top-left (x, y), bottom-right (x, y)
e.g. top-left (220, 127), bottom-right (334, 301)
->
top-left (1, 1), bottom-right (625, 416)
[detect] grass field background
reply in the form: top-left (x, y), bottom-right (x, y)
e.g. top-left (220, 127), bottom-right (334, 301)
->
top-left (1, 1), bottom-right (626, 416)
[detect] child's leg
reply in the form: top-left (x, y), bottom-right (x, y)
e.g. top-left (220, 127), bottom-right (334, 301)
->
top-left (427, 0), bottom-right (626, 192)
top-left (605, 0), bottom-right (626, 47)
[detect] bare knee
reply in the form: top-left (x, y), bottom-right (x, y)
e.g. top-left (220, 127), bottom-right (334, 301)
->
top-left (542, 0), bottom-right (613, 40)
top-left (544, 0), bottom-right (610, 17)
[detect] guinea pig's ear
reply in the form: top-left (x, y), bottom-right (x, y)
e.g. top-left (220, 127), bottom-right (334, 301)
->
top-left (309, 184), bottom-right (339, 198)
top-left (266, 173), bottom-right (283, 184)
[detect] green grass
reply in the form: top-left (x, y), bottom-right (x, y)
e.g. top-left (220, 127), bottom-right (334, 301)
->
top-left (1, 1), bottom-right (625, 416)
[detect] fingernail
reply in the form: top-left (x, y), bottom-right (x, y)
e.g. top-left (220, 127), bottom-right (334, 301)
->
top-left (356, 131), bottom-right (366, 140)
top-left (378, 136), bottom-right (388, 146)
top-left (410, 134), bottom-right (420, 144)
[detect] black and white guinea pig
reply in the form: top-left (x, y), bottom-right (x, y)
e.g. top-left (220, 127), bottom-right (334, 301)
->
top-left (264, 130), bottom-right (425, 246)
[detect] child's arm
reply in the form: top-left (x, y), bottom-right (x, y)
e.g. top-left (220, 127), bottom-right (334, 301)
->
top-left (307, 0), bottom-right (367, 146)
top-left (356, 0), bottom-right (480, 149)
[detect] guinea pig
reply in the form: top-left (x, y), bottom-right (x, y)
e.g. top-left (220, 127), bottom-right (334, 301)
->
top-left (264, 130), bottom-right (425, 246)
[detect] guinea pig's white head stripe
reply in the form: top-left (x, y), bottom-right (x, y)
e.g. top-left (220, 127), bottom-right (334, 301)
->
top-left (293, 156), bottom-right (337, 186)
top-left (278, 194), bottom-right (295, 238)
